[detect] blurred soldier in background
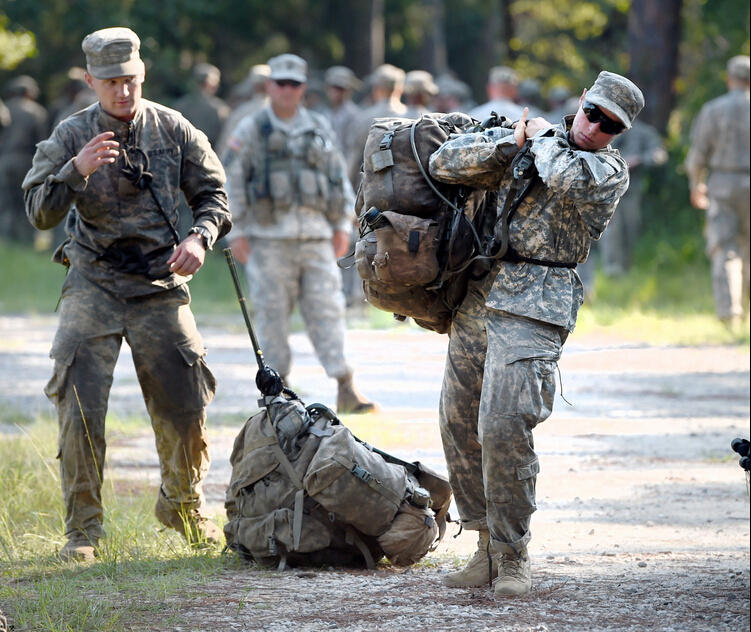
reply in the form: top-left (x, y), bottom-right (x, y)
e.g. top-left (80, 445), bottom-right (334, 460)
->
top-left (434, 73), bottom-right (472, 114)
top-left (49, 67), bottom-right (97, 129)
top-left (516, 78), bottom-right (545, 118)
top-left (324, 65), bottom-right (364, 309)
top-left (0, 75), bottom-right (48, 245)
top-left (216, 64), bottom-right (270, 161)
top-left (346, 63), bottom-right (407, 188)
top-left (686, 55), bottom-right (750, 328)
top-left (174, 62), bottom-right (230, 149)
top-left (470, 65), bottom-right (523, 122)
top-left (545, 85), bottom-right (573, 122)
top-left (324, 65), bottom-right (361, 153)
top-left (403, 69), bottom-right (438, 118)
top-left (599, 120), bottom-right (667, 275)
top-left (227, 53), bottom-right (375, 414)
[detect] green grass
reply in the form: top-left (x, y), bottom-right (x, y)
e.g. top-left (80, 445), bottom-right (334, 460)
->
top-left (0, 418), bottom-right (237, 632)
top-left (0, 236), bottom-right (748, 346)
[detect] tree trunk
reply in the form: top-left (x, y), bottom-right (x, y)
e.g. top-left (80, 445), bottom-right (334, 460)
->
top-left (420, 0), bottom-right (448, 74)
top-left (628, 0), bottom-right (682, 132)
top-left (340, 0), bottom-right (385, 77)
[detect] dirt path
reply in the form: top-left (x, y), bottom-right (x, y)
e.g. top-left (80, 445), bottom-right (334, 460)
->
top-left (0, 314), bottom-right (749, 631)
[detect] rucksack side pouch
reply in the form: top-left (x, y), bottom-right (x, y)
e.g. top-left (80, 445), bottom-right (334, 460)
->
top-left (377, 500), bottom-right (438, 566)
top-left (228, 508), bottom-right (333, 561)
top-left (371, 211), bottom-right (442, 286)
top-left (303, 424), bottom-right (408, 537)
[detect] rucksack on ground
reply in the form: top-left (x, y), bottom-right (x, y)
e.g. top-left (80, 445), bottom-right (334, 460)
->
top-left (224, 394), bottom-right (452, 569)
top-left (349, 112), bottom-right (499, 334)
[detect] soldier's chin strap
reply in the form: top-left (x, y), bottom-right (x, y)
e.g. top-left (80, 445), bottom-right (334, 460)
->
top-left (120, 145), bottom-right (181, 246)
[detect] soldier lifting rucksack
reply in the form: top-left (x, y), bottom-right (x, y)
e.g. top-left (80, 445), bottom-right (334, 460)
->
top-left (348, 112), bottom-right (503, 333)
top-left (222, 251), bottom-right (453, 569)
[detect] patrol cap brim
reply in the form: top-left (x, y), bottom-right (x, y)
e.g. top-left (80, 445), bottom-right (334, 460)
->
top-left (585, 93), bottom-right (633, 129)
top-left (87, 58), bottom-right (145, 80)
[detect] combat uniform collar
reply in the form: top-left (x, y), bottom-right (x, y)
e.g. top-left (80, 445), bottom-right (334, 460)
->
top-left (96, 102), bottom-right (145, 143)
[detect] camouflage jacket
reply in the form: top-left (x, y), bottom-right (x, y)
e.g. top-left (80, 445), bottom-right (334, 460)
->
top-left (430, 117), bottom-right (629, 331)
top-left (226, 105), bottom-right (352, 240)
top-left (685, 88), bottom-right (750, 190)
top-left (23, 100), bottom-right (231, 298)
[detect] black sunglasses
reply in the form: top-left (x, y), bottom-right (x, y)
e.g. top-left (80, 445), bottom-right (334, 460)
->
top-left (274, 79), bottom-right (303, 88)
top-left (581, 101), bottom-right (625, 135)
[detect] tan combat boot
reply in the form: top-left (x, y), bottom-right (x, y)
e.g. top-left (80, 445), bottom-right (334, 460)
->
top-left (155, 491), bottom-right (222, 547)
top-left (493, 546), bottom-right (532, 596)
top-left (442, 529), bottom-right (497, 587)
top-left (59, 533), bottom-right (98, 562)
top-left (336, 373), bottom-right (376, 415)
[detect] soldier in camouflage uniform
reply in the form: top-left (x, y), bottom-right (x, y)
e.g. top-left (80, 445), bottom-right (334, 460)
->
top-left (173, 63), bottom-right (230, 149)
top-left (345, 64), bottom-right (408, 189)
top-left (429, 71), bottom-right (644, 597)
top-left (403, 70), bottom-right (439, 119)
top-left (599, 120), bottom-right (667, 275)
top-left (226, 54), bottom-right (375, 414)
top-left (685, 55), bottom-right (750, 328)
top-left (0, 75), bottom-right (48, 245)
top-left (23, 27), bottom-right (231, 562)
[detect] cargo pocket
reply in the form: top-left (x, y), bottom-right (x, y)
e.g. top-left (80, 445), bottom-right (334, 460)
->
top-left (503, 349), bottom-right (559, 428)
top-left (269, 169), bottom-right (293, 209)
top-left (176, 338), bottom-right (217, 410)
top-left (44, 339), bottom-right (79, 403)
top-left (513, 456), bottom-right (540, 515)
top-left (371, 212), bottom-right (441, 286)
top-left (298, 168), bottom-right (320, 210)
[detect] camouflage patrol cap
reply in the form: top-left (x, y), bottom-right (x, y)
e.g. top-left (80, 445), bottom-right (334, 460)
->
top-left (727, 55), bottom-right (750, 82)
top-left (5, 75), bottom-right (39, 99)
top-left (585, 71), bottom-right (644, 129)
top-left (488, 66), bottom-right (518, 86)
top-left (268, 54), bottom-right (307, 83)
top-left (82, 27), bottom-right (145, 79)
top-left (404, 70), bottom-right (439, 96)
top-left (435, 74), bottom-right (471, 100)
top-left (193, 63), bottom-right (221, 84)
top-left (369, 64), bottom-right (406, 90)
top-left (325, 65), bottom-right (362, 91)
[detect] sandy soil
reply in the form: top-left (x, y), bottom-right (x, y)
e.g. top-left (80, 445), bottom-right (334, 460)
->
top-left (0, 314), bottom-right (749, 631)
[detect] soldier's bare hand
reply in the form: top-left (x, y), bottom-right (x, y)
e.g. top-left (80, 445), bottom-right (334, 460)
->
top-left (230, 236), bottom-right (251, 265)
top-left (73, 131), bottom-right (120, 177)
top-left (168, 233), bottom-right (206, 276)
top-left (332, 230), bottom-right (350, 258)
top-left (513, 108), bottom-right (529, 148)
top-left (525, 116), bottom-right (553, 138)
top-left (690, 183), bottom-right (710, 210)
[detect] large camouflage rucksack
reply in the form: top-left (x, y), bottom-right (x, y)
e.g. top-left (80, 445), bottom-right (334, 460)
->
top-left (350, 112), bottom-right (498, 334)
top-left (224, 394), bottom-right (452, 569)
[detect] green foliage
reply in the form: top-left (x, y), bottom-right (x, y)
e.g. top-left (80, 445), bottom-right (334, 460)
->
top-left (0, 12), bottom-right (36, 70)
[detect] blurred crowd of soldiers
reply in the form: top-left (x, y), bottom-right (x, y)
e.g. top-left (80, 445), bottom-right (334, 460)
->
top-left (12, 57), bottom-right (750, 318)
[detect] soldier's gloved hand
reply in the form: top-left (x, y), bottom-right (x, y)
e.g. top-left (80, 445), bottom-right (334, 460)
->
top-left (73, 131), bottom-right (120, 177)
top-left (168, 233), bottom-right (206, 276)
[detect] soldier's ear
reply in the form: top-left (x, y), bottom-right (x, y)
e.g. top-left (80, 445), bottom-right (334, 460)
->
top-left (579, 89), bottom-right (587, 105)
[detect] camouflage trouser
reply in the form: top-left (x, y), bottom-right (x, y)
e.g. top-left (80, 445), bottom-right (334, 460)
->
top-left (439, 275), bottom-right (566, 554)
top-left (45, 270), bottom-right (216, 540)
top-left (245, 238), bottom-right (349, 379)
top-left (706, 173), bottom-right (750, 320)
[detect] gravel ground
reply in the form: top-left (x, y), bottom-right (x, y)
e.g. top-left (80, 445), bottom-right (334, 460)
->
top-left (0, 314), bottom-right (749, 631)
